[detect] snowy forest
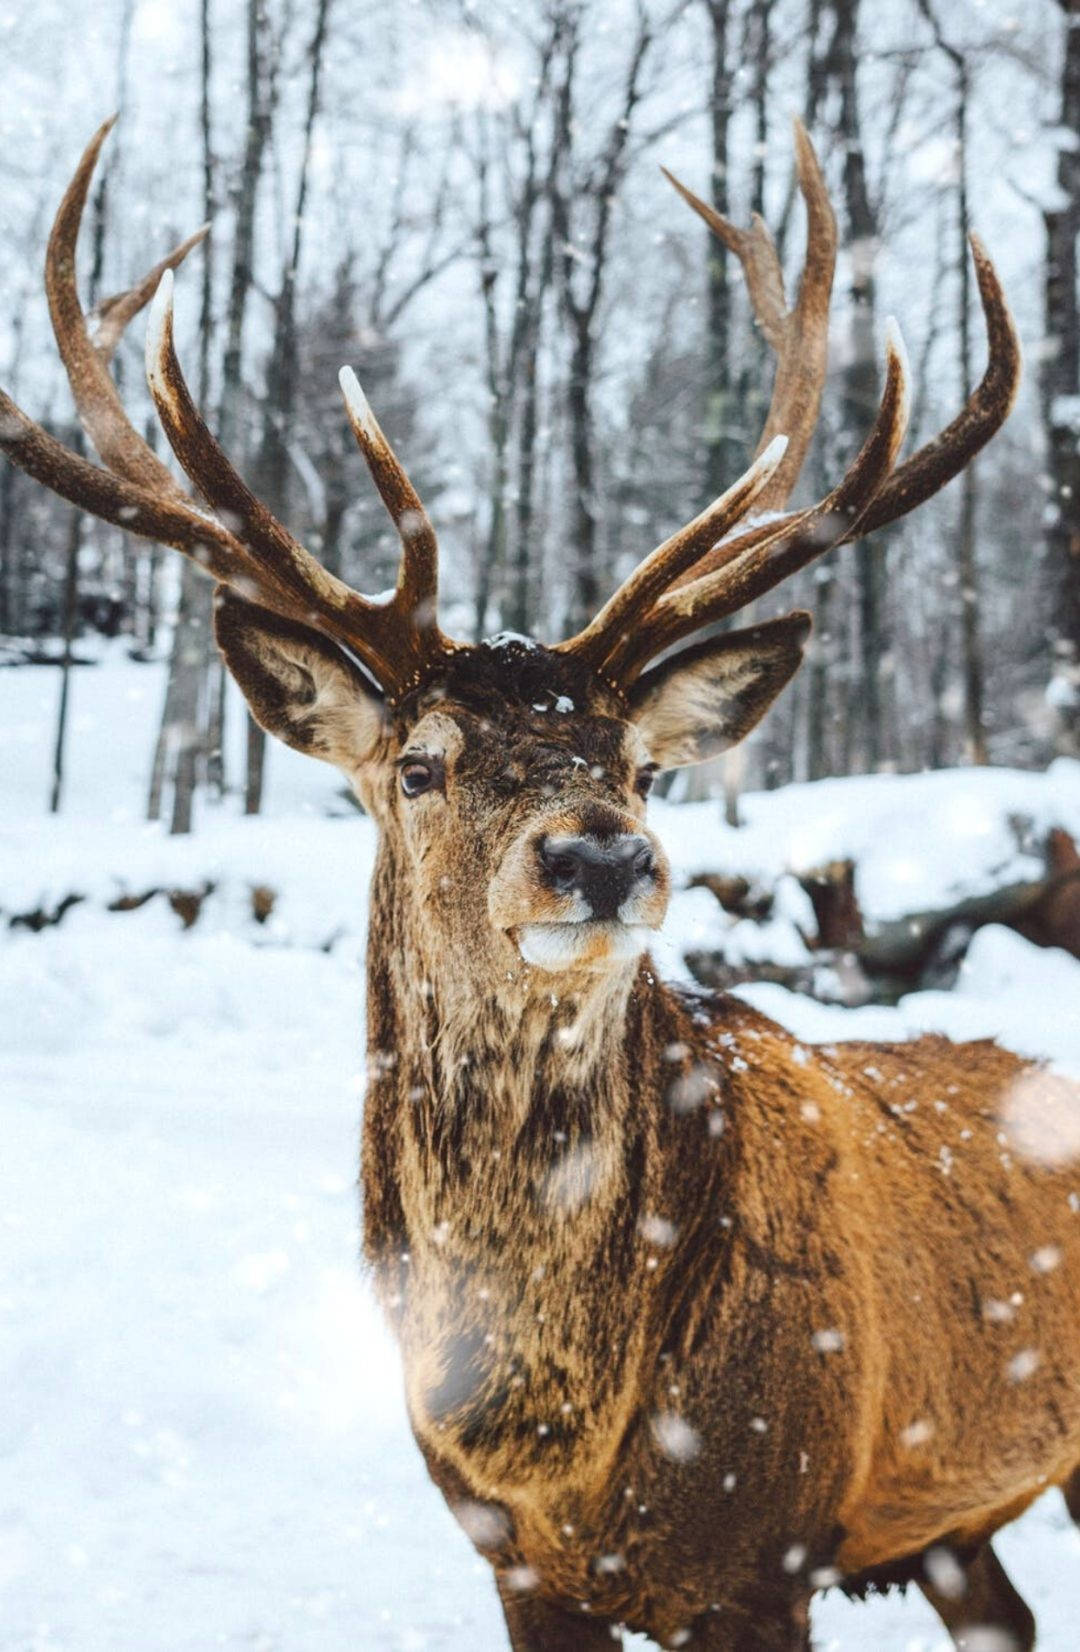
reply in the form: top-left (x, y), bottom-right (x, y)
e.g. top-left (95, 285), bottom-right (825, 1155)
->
top-left (2, 1), bottom-right (1080, 1649)
top-left (1, 0), bottom-right (1078, 817)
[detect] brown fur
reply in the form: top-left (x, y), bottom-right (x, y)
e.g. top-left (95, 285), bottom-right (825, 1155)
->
top-left (215, 625), bottom-right (1080, 1650)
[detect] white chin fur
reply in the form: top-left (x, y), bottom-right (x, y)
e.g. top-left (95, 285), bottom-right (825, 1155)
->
top-left (517, 922), bottom-right (649, 971)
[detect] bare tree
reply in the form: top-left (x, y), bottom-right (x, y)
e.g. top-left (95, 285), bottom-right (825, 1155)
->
top-left (147, 0), bottom-right (219, 828)
top-left (916, 0), bottom-right (988, 764)
top-left (470, 17), bottom-right (560, 637)
top-left (701, 0), bottom-right (737, 504)
top-left (53, 1), bottom-right (135, 815)
top-left (827, 0), bottom-right (887, 773)
top-left (549, 1), bottom-right (656, 628)
top-left (1042, 0), bottom-right (1080, 753)
top-left (245, 0), bottom-right (334, 815)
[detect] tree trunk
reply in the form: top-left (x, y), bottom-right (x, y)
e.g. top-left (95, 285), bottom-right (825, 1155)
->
top-left (806, 565), bottom-right (836, 780)
top-left (472, 119), bottom-right (511, 640)
top-left (220, 0), bottom-right (286, 816)
top-left (828, 0), bottom-right (885, 774)
top-left (164, 578), bottom-right (209, 836)
top-left (799, 0), bottom-right (842, 778)
top-left (0, 457), bottom-right (15, 636)
top-left (49, 496), bottom-right (82, 814)
top-left (567, 317), bottom-right (600, 626)
top-left (1042, 0), bottom-right (1080, 753)
top-left (702, 0), bottom-right (737, 505)
top-left (244, 0), bottom-right (330, 812)
top-left (148, 0), bottom-right (219, 830)
top-left (550, 4), bottom-right (652, 631)
top-left (198, 0), bottom-right (229, 800)
top-left (510, 243), bottom-right (552, 634)
top-left (956, 95), bottom-right (987, 767)
top-left (915, 0), bottom-right (988, 763)
top-left (510, 30), bottom-right (564, 636)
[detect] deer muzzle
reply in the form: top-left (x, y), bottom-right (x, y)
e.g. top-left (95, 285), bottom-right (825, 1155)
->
top-left (489, 813), bottom-right (670, 972)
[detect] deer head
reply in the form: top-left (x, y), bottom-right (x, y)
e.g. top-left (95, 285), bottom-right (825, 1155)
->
top-left (0, 119), bottom-right (1019, 985)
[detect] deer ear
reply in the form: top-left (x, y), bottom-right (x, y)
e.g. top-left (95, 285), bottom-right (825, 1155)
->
top-left (213, 591), bottom-right (388, 770)
top-left (627, 611), bottom-right (811, 769)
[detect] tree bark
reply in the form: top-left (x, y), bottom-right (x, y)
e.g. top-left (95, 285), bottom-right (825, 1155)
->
top-left (0, 423), bottom-right (17, 635)
top-left (49, 490), bottom-right (82, 814)
top-left (220, 0), bottom-right (286, 816)
top-left (915, 0), bottom-right (987, 763)
top-left (199, 0), bottom-right (229, 799)
top-left (148, 0), bottom-right (219, 829)
top-left (243, 0), bottom-right (331, 812)
top-left (954, 60), bottom-right (987, 764)
top-left (800, 0), bottom-right (841, 780)
top-left (550, 4), bottom-right (653, 630)
top-left (1042, 0), bottom-right (1080, 753)
top-left (828, 0), bottom-right (885, 774)
top-left (473, 25), bottom-right (559, 639)
top-left (472, 115), bottom-right (512, 639)
top-left (701, 0), bottom-right (737, 505)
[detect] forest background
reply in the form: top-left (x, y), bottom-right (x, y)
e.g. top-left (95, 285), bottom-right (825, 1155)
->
top-left (3, 0), bottom-right (1078, 828)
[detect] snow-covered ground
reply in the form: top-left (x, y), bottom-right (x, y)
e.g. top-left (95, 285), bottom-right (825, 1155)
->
top-left (2, 649), bottom-right (1079, 1650)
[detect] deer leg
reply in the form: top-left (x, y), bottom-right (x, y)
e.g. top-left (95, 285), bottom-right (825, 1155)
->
top-left (918, 1544), bottom-right (1035, 1652)
top-left (495, 1583), bottom-right (620, 1650)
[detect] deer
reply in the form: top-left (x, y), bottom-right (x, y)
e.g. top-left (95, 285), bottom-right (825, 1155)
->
top-left (3, 117), bottom-right (1079, 1652)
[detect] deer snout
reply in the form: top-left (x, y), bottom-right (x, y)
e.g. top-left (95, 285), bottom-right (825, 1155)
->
top-left (537, 832), bottom-right (656, 921)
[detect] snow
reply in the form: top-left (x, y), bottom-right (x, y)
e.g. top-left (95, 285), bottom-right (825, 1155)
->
top-left (2, 650), bottom-right (1080, 1649)
top-left (485, 630), bottom-right (538, 650)
top-left (657, 762), bottom-right (1080, 922)
top-left (737, 924), bottom-right (1080, 1077)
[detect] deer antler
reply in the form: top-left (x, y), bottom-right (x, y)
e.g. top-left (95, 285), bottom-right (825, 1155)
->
top-left (0, 121), bottom-right (1021, 718)
top-left (558, 125), bottom-right (1019, 691)
top-left (0, 122), bottom-right (456, 703)
top-left (561, 433), bottom-right (790, 673)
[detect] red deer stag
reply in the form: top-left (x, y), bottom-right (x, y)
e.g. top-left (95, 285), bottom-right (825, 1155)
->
top-left (2, 119), bottom-right (1079, 1652)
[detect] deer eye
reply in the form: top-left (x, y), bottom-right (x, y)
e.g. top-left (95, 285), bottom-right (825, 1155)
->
top-left (399, 757), bottom-right (439, 797)
top-left (635, 765), bottom-right (658, 800)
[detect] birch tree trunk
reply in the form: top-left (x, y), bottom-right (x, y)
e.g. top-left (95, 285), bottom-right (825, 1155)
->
top-left (148, 0), bottom-right (217, 830)
top-left (218, 0), bottom-right (283, 815)
top-left (243, 0), bottom-right (331, 814)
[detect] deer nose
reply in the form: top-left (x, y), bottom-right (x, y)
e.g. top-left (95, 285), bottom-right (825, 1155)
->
top-left (537, 833), bottom-right (656, 920)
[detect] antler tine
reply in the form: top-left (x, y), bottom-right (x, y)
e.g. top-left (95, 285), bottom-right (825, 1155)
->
top-left (45, 116), bottom-right (182, 494)
top-left (660, 236), bottom-right (1019, 598)
top-left (614, 322), bottom-right (911, 681)
top-left (661, 118), bottom-right (837, 517)
top-left (556, 434), bottom-right (789, 674)
top-left (91, 222), bottom-right (210, 367)
top-left (146, 275), bottom-right (447, 693)
top-left (338, 367), bottom-right (440, 633)
top-left (143, 278), bottom-right (398, 649)
top-left (844, 235), bottom-right (1020, 539)
top-left (0, 381), bottom-right (286, 600)
top-left (2, 120), bottom-right (451, 701)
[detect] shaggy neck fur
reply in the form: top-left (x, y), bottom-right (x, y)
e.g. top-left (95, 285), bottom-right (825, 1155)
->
top-left (361, 832), bottom-right (686, 1502)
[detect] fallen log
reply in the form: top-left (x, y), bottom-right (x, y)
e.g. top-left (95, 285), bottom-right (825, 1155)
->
top-left (684, 828), bottom-right (1080, 1005)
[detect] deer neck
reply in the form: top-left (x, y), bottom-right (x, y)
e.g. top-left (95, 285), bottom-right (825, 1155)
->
top-left (366, 841), bottom-right (653, 1126)
top-left (362, 844), bottom-right (673, 1487)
